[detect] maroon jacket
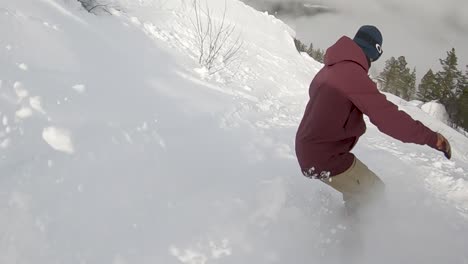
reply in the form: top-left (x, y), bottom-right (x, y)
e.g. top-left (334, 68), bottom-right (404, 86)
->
top-left (295, 36), bottom-right (438, 177)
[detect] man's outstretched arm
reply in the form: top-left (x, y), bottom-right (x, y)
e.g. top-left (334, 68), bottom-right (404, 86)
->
top-left (342, 64), bottom-right (451, 159)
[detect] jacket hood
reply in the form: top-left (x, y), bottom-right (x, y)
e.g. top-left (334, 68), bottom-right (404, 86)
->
top-left (324, 36), bottom-right (369, 72)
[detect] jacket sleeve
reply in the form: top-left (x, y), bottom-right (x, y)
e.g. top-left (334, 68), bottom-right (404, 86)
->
top-left (342, 64), bottom-right (439, 149)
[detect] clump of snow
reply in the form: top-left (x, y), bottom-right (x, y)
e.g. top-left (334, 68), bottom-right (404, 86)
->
top-left (169, 239), bottom-right (232, 264)
top-left (0, 138), bottom-right (11, 148)
top-left (29, 96), bottom-right (46, 114)
top-left (8, 192), bottom-right (30, 210)
top-left (13, 81), bottom-right (29, 100)
top-left (130, 16), bottom-right (142, 25)
top-left (194, 67), bottom-right (209, 78)
top-left (15, 107), bottom-right (33, 119)
top-left (421, 101), bottom-right (450, 124)
top-left (18, 63), bottom-right (29, 71)
top-left (42, 126), bottom-right (74, 154)
top-left (72, 84), bottom-right (86, 93)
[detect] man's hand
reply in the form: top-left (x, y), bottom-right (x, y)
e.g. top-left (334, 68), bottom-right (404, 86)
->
top-left (436, 133), bottom-right (451, 159)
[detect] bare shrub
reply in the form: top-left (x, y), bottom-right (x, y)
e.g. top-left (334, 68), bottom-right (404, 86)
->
top-left (190, 0), bottom-right (243, 74)
top-left (77, 0), bottom-right (114, 15)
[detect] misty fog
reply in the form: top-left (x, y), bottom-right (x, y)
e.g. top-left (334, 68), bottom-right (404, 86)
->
top-left (242, 0), bottom-right (468, 76)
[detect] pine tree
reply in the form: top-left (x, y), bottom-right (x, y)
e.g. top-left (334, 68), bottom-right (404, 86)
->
top-left (378, 56), bottom-right (414, 100)
top-left (306, 43), bottom-right (324, 63)
top-left (435, 48), bottom-right (464, 125)
top-left (294, 38), bottom-right (307, 53)
top-left (457, 88), bottom-right (468, 130)
top-left (407, 68), bottom-right (417, 100)
top-left (306, 43), bottom-right (314, 55)
top-left (418, 69), bottom-right (439, 101)
top-left (455, 66), bottom-right (468, 129)
top-left (435, 48), bottom-right (463, 102)
top-left (395, 56), bottom-right (415, 100)
top-left (378, 57), bottom-right (399, 94)
top-left (313, 48), bottom-right (324, 63)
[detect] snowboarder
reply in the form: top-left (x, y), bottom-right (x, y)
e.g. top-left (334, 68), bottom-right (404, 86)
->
top-left (295, 25), bottom-right (452, 213)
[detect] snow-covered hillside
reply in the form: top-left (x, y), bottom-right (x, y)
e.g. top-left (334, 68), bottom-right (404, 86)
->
top-left (1, 0), bottom-right (468, 263)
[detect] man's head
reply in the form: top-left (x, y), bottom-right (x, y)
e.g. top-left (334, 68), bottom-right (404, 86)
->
top-left (353, 25), bottom-right (383, 62)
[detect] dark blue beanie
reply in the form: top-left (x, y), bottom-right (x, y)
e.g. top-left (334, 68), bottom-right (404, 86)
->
top-left (353, 25), bottom-right (383, 62)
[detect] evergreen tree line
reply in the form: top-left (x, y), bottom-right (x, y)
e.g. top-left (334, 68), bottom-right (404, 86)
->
top-left (377, 48), bottom-right (468, 131)
top-left (294, 38), bottom-right (324, 63)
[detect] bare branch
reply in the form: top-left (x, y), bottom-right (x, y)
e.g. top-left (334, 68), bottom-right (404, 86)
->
top-left (190, 0), bottom-right (243, 74)
top-left (77, 0), bottom-right (114, 15)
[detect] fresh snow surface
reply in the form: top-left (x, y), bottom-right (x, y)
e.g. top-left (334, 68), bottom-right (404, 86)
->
top-left (1, 0), bottom-right (468, 263)
top-left (421, 101), bottom-right (450, 125)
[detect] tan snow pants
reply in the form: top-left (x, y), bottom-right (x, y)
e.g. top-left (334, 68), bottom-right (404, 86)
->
top-left (321, 158), bottom-right (385, 213)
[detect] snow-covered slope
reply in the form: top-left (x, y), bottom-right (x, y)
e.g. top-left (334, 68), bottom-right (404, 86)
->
top-left (1, 0), bottom-right (468, 263)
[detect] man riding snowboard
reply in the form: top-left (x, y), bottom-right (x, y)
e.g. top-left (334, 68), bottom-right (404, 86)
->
top-left (295, 25), bottom-right (452, 213)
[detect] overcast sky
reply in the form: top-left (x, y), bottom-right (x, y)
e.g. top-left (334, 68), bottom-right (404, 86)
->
top-left (243, 0), bottom-right (468, 77)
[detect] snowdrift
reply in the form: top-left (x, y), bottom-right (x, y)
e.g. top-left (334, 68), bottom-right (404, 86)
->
top-left (421, 101), bottom-right (450, 125)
